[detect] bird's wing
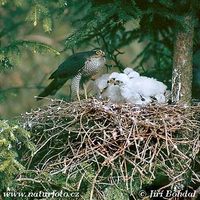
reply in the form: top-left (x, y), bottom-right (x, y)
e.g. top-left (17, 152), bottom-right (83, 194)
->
top-left (49, 51), bottom-right (94, 79)
top-left (37, 78), bottom-right (67, 100)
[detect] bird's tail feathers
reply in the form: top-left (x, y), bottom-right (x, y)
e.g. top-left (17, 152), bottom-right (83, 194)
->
top-left (36, 79), bottom-right (67, 100)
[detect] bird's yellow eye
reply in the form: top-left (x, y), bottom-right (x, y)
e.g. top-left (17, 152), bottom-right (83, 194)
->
top-left (95, 50), bottom-right (105, 56)
top-left (96, 50), bottom-right (101, 55)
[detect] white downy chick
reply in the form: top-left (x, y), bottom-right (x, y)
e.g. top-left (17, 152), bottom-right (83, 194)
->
top-left (123, 67), bottom-right (140, 79)
top-left (154, 94), bottom-right (166, 104)
top-left (111, 75), bottom-right (144, 105)
top-left (93, 72), bottom-right (126, 103)
top-left (94, 74), bottom-right (110, 98)
top-left (104, 72), bottom-right (127, 103)
top-left (105, 84), bottom-right (125, 104)
top-left (109, 72), bottom-right (130, 84)
top-left (114, 73), bottom-right (167, 105)
top-left (130, 76), bottom-right (167, 101)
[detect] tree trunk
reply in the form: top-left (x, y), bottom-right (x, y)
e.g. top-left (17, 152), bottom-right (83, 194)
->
top-left (171, 14), bottom-right (194, 105)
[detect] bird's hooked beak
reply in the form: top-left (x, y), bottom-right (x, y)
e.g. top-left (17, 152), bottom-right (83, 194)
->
top-left (114, 80), bottom-right (122, 85)
top-left (100, 86), bottom-right (108, 94)
top-left (107, 78), bottom-right (122, 86)
top-left (107, 78), bottom-right (115, 84)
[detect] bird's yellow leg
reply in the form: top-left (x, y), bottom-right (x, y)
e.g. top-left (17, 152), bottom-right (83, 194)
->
top-left (76, 90), bottom-right (81, 101)
top-left (83, 83), bottom-right (88, 99)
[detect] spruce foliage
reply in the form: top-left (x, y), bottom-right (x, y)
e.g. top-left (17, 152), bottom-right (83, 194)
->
top-left (0, 120), bottom-right (34, 191)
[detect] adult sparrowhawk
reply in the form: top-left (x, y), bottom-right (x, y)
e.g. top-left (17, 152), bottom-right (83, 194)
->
top-left (37, 49), bottom-right (106, 100)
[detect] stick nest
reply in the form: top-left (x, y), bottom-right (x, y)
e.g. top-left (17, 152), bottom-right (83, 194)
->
top-left (21, 98), bottom-right (200, 197)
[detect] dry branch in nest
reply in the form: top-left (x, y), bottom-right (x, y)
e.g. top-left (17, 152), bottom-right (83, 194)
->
top-left (21, 98), bottom-right (200, 199)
